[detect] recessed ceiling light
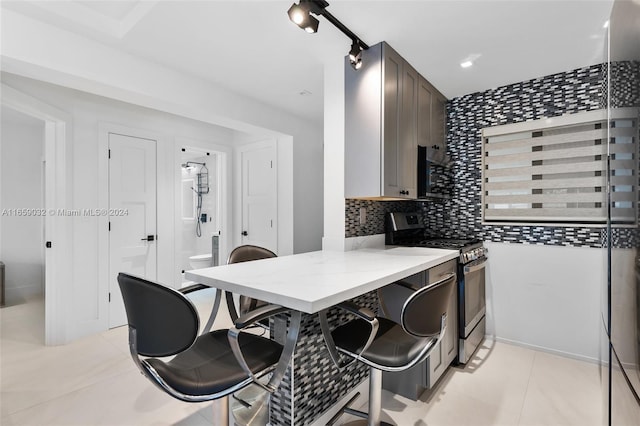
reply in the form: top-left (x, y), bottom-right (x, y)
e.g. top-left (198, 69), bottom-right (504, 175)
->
top-left (460, 53), bottom-right (481, 69)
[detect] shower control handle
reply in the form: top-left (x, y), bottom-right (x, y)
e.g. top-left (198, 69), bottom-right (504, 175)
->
top-left (241, 231), bottom-right (248, 236)
top-left (141, 235), bottom-right (155, 242)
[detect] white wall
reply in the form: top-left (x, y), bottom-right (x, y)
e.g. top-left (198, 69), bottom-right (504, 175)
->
top-left (1, 8), bottom-right (323, 255)
top-left (322, 56), bottom-right (346, 251)
top-left (485, 241), bottom-right (605, 361)
top-left (1, 73), bottom-right (241, 338)
top-left (0, 107), bottom-right (45, 304)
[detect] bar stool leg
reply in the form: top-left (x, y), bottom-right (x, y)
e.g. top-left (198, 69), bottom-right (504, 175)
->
top-left (368, 368), bottom-right (382, 426)
top-left (212, 396), bottom-right (229, 425)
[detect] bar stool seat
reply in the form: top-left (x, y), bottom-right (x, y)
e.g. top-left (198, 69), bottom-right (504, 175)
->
top-left (145, 330), bottom-right (283, 396)
top-left (331, 316), bottom-right (437, 369)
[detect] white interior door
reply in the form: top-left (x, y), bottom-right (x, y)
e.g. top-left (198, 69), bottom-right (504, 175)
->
top-left (108, 133), bottom-right (157, 328)
top-left (240, 141), bottom-right (277, 253)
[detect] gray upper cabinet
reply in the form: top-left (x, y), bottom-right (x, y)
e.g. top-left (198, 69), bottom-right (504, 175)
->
top-left (418, 76), bottom-right (447, 153)
top-left (346, 42), bottom-right (416, 199)
top-left (346, 41), bottom-right (445, 200)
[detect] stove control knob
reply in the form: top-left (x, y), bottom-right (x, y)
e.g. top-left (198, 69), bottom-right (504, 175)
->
top-left (468, 250), bottom-right (476, 261)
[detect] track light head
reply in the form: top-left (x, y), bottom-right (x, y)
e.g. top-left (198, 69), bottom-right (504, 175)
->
top-left (349, 40), bottom-right (363, 70)
top-left (303, 15), bottom-right (319, 33)
top-left (288, 2), bottom-right (319, 33)
top-left (287, 2), bottom-right (306, 25)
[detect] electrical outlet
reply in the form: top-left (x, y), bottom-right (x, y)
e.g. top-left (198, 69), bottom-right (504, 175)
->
top-left (359, 207), bottom-right (367, 225)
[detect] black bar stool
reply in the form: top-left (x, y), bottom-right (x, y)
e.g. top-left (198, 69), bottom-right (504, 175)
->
top-left (320, 272), bottom-right (456, 425)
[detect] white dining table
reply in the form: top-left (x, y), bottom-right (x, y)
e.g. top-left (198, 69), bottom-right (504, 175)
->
top-left (185, 246), bottom-right (458, 314)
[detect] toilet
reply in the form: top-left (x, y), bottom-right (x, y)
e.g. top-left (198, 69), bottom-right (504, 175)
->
top-left (189, 253), bottom-right (213, 269)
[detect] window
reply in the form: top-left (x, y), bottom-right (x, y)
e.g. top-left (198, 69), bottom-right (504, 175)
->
top-left (482, 108), bottom-right (638, 225)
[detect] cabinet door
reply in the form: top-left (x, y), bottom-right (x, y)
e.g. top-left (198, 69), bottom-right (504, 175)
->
top-left (417, 76), bottom-right (433, 148)
top-left (382, 47), bottom-right (402, 197)
top-left (399, 62), bottom-right (418, 198)
top-left (426, 260), bottom-right (457, 388)
top-left (431, 92), bottom-right (447, 151)
top-left (427, 293), bottom-right (457, 388)
top-left (427, 340), bottom-right (445, 389)
top-left (418, 77), bottom-right (447, 153)
top-left (443, 284), bottom-right (458, 365)
top-left (383, 46), bottom-right (417, 199)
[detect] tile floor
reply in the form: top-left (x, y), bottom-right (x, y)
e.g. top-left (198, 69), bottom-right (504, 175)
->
top-left (1, 291), bottom-right (603, 425)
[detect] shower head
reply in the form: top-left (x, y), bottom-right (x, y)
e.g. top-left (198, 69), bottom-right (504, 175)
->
top-left (182, 161), bottom-right (205, 169)
top-left (182, 161), bottom-right (206, 169)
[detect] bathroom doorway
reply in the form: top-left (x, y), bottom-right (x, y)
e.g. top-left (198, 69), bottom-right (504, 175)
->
top-left (176, 145), bottom-right (227, 287)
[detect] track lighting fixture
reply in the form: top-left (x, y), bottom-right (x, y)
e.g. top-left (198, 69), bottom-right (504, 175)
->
top-left (287, 1), bottom-right (319, 33)
top-left (348, 40), bottom-right (363, 70)
top-left (287, 0), bottom-right (370, 70)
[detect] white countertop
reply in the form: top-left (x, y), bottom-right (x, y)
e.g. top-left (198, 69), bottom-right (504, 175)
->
top-left (185, 247), bottom-right (458, 313)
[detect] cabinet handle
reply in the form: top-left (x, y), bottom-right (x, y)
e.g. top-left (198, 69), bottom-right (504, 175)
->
top-left (399, 190), bottom-right (409, 195)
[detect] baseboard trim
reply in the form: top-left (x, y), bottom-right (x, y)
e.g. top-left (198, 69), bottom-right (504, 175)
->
top-left (492, 336), bottom-right (601, 365)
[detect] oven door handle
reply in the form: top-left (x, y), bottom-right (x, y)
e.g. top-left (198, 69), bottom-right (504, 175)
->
top-left (464, 259), bottom-right (487, 275)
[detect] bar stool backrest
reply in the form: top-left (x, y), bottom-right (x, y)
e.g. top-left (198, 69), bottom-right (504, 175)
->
top-left (401, 277), bottom-right (454, 338)
top-left (118, 273), bottom-right (199, 357)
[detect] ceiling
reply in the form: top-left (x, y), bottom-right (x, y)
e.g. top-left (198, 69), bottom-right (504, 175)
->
top-left (2, 1), bottom-right (616, 126)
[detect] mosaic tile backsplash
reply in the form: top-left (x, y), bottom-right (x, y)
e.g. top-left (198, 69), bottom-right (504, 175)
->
top-left (345, 61), bottom-right (639, 249)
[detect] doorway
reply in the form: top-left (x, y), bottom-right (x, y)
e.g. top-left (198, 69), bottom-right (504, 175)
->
top-left (237, 140), bottom-right (278, 253)
top-left (108, 132), bottom-right (157, 328)
top-left (0, 106), bottom-right (46, 334)
top-left (0, 84), bottom-right (70, 346)
top-left (176, 144), bottom-right (226, 285)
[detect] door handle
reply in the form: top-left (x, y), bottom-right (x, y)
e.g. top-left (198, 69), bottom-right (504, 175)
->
top-left (241, 231), bottom-right (248, 236)
top-left (141, 235), bottom-right (155, 242)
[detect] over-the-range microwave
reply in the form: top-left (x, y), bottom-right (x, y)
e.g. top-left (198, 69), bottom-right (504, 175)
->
top-left (417, 145), bottom-right (452, 199)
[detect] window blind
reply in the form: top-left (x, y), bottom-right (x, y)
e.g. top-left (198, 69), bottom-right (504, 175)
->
top-left (482, 108), bottom-right (638, 224)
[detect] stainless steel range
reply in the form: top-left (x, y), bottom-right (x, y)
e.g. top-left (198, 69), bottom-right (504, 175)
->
top-left (386, 212), bottom-right (488, 364)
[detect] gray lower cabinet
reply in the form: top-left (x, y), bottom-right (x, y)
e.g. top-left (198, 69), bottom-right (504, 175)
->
top-left (381, 259), bottom-right (458, 400)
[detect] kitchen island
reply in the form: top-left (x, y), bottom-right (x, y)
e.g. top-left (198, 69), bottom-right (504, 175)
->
top-left (185, 246), bottom-right (458, 425)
